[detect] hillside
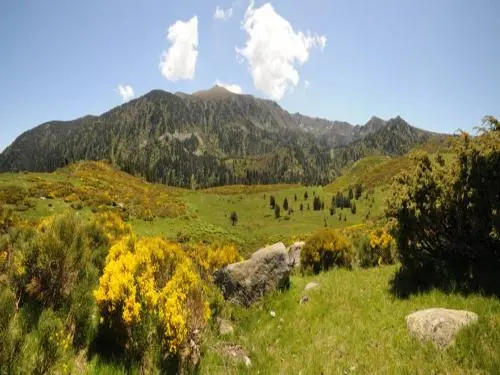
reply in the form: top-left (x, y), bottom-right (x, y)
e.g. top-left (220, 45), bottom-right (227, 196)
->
top-left (0, 86), bottom-right (439, 188)
top-left (0, 137), bottom-right (451, 255)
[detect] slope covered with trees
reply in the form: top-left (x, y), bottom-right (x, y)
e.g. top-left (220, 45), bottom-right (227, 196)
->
top-left (0, 87), bottom-right (438, 188)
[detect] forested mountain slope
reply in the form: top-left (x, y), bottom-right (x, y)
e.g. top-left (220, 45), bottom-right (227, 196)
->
top-left (0, 86), bottom-right (439, 187)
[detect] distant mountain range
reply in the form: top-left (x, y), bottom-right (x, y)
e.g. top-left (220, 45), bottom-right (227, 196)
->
top-left (0, 86), bottom-right (440, 187)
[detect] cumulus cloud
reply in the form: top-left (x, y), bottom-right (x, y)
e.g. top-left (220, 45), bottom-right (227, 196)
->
top-left (304, 80), bottom-right (311, 89)
top-left (214, 5), bottom-right (233, 20)
top-left (116, 84), bottom-right (134, 102)
top-left (214, 79), bottom-right (242, 94)
top-left (236, 1), bottom-right (326, 100)
top-left (159, 15), bottom-right (198, 81)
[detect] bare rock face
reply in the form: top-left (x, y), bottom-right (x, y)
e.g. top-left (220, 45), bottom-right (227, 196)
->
top-left (287, 241), bottom-right (305, 268)
top-left (406, 308), bottom-right (478, 348)
top-left (214, 242), bottom-right (290, 306)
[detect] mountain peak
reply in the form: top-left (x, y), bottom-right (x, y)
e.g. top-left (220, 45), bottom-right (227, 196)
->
top-left (193, 85), bottom-right (234, 98)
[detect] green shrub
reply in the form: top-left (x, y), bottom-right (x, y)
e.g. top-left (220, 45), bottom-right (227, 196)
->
top-left (19, 309), bottom-right (71, 375)
top-left (387, 118), bottom-right (500, 296)
top-left (353, 234), bottom-right (375, 268)
top-left (300, 229), bottom-right (352, 273)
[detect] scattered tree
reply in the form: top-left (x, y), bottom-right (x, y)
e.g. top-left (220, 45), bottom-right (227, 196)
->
top-left (294, 194), bottom-right (297, 201)
top-left (230, 211), bottom-right (238, 226)
top-left (270, 195), bottom-right (276, 209)
top-left (313, 196), bottom-right (322, 211)
top-left (283, 198), bottom-right (289, 211)
top-left (354, 184), bottom-right (363, 200)
top-left (274, 204), bottom-right (281, 219)
top-left (300, 203), bottom-right (304, 211)
top-left (351, 202), bottom-right (356, 214)
top-left (304, 191), bottom-right (309, 200)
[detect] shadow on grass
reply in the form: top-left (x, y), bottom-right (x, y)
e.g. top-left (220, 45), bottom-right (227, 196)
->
top-left (389, 262), bottom-right (500, 299)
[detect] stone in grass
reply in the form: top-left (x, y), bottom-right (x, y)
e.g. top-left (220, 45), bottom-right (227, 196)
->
top-left (287, 241), bottom-right (305, 268)
top-left (217, 318), bottom-right (234, 336)
top-left (406, 308), bottom-right (478, 348)
top-left (300, 295), bottom-right (309, 304)
top-left (219, 343), bottom-right (252, 367)
top-left (214, 242), bottom-right (290, 306)
top-left (304, 282), bottom-right (319, 291)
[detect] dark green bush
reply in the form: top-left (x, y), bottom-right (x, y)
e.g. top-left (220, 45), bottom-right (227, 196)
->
top-left (387, 118), bottom-right (500, 296)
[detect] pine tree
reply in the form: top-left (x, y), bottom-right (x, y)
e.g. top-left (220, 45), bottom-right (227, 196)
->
top-left (283, 198), bottom-right (289, 211)
top-left (270, 195), bottom-right (276, 209)
top-left (304, 191), bottom-right (309, 200)
top-left (274, 204), bottom-right (281, 219)
top-left (230, 211), bottom-right (238, 226)
top-left (351, 201), bottom-right (356, 214)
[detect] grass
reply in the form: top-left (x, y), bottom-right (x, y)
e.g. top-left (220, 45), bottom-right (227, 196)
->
top-left (200, 266), bottom-right (500, 374)
top-left (0, 163), bottom-right (390, 256)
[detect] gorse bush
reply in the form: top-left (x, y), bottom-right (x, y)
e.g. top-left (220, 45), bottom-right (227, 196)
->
top-left (301, 229), bottom-right (352, 273)
top-left (0, 209), bottom-right (132, 373)
top-left (184, 242), bottom-right (240, 278)
top-left (94, 236), bottom-right (210, 362)
top-left (354, 228), bottom-right (396, 268)
top-left (387, 117), bottom-right (500, 296)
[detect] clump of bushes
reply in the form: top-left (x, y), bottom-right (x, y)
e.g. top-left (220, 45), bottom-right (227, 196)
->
top-left (387, 116), bottom-right (500, 296)
top-left (300, 229), bottom-right (352, 273)
top-left (354, 228), bottom-right (396, 268)
top-left (94, 236), bottom-right (211, 368)
top-left (184, 242), bottom-right (241, 278)
top-left (0, 209), bottom-right (131, 373)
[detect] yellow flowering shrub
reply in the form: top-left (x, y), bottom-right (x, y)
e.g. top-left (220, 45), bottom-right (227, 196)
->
top-left (63, 193), bottom-right (79, 203)
top-left (185, 242), bottom-right (241, 277)
top-left (368, 228), bottom-right (396, 265)
top-left (301, 229), bottom-right (352, 273)
top-left (94, 236), bottom-right (210, 354)
top-left (92, 211), bottom-right (132, 244)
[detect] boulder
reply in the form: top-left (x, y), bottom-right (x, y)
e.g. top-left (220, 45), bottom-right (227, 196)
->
top-left (287, 241), bottom-right (305, 268)
top-left (406, 308), bottom-right (478, 348)
top-left (304, 282), bottom-right (319, 291)
top-left (217, 318), bottom-right (234, 335)
top-left (214, 242), bottom-right (290, 306)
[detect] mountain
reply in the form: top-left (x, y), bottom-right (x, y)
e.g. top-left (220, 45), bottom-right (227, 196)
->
top-left (0, 86), bottom-right (437, 188)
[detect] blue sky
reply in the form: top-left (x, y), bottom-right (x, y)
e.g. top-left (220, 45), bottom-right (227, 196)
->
top-left (1, 0), bottom-right (499, 152)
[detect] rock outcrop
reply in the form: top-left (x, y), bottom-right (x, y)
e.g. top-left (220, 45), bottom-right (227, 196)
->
top-left (406, 308), bottom-right (478, 347)
top-left (214, 242), bottom-right (290, 306)
top-left (287, 241), bottom-right (305, 268)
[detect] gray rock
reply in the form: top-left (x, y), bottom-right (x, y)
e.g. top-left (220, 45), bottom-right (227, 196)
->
top-left (219, 343), bottom-right (251, 367)
top-left (243, 356), bottom-right (252, 367)
top-left (287, 241), bottom-right (305, 268)
top-left (214, 242), bottom-right (290, 306)
top-left (217, 318), bottom-right (234, 335)
top-left (299, 295), bottom-right (309, 304)
top-left (406, 308), bottom-right (478, 347)
top-left (304, 282), bottom-right (319, 291)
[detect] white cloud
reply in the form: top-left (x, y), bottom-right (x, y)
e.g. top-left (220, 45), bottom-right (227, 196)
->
top-left (159, 15), bottom-right (198, 81)
top-left (236, 1), bottom-right (326, 100)
top-left (116, 84), bottom-right (134, 102)
top-left (304, 80), bottom-right (311, 89)
top-left (214, 79), bottom-right (242, 94)
top-left (214, 5), bottom-right (233, 20)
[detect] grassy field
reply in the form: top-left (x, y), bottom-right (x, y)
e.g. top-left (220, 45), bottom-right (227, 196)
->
top-left (200, 266), bottom-right (500, 375)
top-left (0, 163), bottom-right (390, 256)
